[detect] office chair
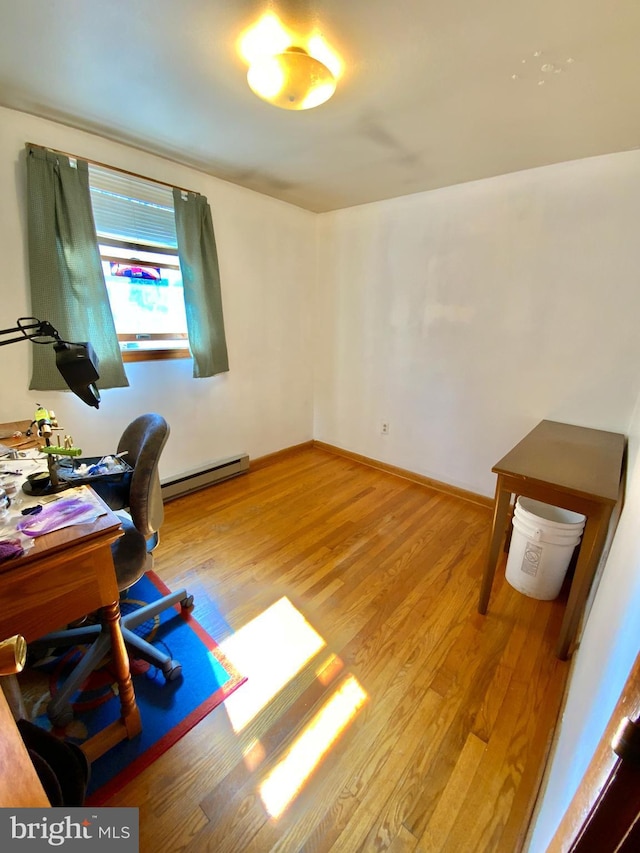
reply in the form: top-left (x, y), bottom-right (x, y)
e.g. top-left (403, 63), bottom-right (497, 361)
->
top-left (32, 413), bottom-right (194, 727)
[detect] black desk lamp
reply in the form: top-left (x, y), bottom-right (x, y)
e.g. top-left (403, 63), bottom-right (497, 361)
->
top-left (0, 317), bottom-right (100, 408)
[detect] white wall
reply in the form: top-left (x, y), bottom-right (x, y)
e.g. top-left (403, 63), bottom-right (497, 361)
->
top-left (528, 387), bottom-right (640, 850)
top-left (0, 107), bottom-right (316, 480)
top-left (315, 152), bottom-right (640, 496)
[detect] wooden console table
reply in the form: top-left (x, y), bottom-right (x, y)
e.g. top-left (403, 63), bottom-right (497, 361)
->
top-left (478, 420), bottom-right (626, 659)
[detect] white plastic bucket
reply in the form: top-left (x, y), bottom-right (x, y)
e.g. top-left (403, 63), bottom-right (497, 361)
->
top-left (505, 497), bottom-right (586, 600)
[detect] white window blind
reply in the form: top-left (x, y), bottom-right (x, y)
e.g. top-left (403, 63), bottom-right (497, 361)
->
top-left (88, 164), bottom-right (177, 249)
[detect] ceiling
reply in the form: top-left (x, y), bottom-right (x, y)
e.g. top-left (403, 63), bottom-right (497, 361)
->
top-left (1, 0), bottom-right (640, 212)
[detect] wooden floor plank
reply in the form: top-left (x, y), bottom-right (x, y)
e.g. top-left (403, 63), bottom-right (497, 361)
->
top-left (417, 732), bottom-right (488, 852)
top-left (101, 446), bottom-right (570, 853)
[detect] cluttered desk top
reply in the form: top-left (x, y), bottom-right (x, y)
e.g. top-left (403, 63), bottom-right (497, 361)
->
top-left (0, 421), bottom-right (123, 570)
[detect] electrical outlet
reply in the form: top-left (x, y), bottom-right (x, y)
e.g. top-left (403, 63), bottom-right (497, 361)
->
top-left (381, 421), bottom-right (390, 435)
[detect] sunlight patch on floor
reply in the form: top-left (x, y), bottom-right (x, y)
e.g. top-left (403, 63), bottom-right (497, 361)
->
top-left (316, 652), bottom-right (344, 685)
top-left (259, 674), bottom-right (368, 818)
top-left (220, 596), bottom-right (326, 732)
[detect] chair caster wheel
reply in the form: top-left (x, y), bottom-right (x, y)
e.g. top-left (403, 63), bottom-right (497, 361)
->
top-left (180, 594), bottom-right (194, 610)
top-left (164, 661), bottom-right (182, 681)
top-left (47, 702), bottom-right (74, 728)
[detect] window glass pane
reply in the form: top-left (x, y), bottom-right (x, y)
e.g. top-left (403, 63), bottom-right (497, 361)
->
top-left (101, 260), bottom-right (188, 337)
top-left (89, 166), bottom-right (189, 358)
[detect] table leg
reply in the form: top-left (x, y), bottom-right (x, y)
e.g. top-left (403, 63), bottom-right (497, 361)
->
top-left (556, 508), bottom-right (611, 660)
top-left (0, 674), bottom-right (27, 721)
top-left (80, 601), bottom-right (141, 763)
top-left (479, 477), bottom-right (512, 614)
top-left (103, 600), bottom-right (141, 736)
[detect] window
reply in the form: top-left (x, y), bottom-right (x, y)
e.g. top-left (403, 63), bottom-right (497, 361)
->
top-left (88, 165), bottom-right (189, 362)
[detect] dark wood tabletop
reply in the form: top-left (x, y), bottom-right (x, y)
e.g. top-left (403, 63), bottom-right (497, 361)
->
top-left (493, 420), bottom-right (626, 505)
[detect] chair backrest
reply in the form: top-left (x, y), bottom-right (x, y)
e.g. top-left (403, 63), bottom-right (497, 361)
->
top-left (116, 413), bottom-right (170, 539)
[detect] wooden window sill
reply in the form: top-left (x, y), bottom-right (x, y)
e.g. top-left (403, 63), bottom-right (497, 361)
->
top-left (121, 349), bottom-right (190, 363)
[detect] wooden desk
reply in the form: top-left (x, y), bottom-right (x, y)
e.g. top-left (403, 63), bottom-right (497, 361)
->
top-left (0, 683), bottom-right (49, 806)
top-left (0, 488), bottom-right (141, 767)
top-left (478, 420), bottom-right (626, 660)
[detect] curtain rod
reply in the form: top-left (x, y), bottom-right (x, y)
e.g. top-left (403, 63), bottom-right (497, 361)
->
top-left (26, 142), bottom-right (197, 195)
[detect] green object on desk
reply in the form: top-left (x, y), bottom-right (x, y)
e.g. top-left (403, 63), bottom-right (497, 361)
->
top-left (39, 445), bottom-right (82, 457)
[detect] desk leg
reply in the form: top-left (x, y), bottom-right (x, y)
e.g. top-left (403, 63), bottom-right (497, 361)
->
top-left (103, 601), bottom-right (141, 736)
top-left (556, 509), bottom-right (611, 660)
top-left (81, 601), bottom-right (141, 764)
top-left (1, 674), bottom-right (27, 721)
top-left (479, 477), bottom-right (512, 614)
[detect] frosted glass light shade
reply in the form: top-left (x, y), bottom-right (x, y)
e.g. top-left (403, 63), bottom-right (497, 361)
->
top-left (247, 47), bottom-right (336, 110)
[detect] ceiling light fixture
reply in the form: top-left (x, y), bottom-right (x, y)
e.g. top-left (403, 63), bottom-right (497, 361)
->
top-left (239, 12), bottom-right (341, 111)
top-left (247, 46), bottom-right (336, 110)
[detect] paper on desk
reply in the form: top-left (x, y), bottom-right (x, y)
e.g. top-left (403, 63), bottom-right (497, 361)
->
top-left (16, 496), bottom-right (101, 537)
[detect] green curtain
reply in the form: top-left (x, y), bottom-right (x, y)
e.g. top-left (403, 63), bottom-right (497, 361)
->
top-left (173, 188), bottom-right (229, 378)
top-left (25, 144), bottom-right (128, 391)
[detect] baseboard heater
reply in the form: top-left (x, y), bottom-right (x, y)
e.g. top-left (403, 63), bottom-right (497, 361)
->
top-left (161, 453), bottom-right (250, 501)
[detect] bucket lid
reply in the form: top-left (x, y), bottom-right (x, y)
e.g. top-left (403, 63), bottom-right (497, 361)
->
top-left (516, 497), bottom-right (585, 527)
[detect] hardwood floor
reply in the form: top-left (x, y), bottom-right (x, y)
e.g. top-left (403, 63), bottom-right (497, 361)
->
top-left (106, 446), bottom-right (570, 852)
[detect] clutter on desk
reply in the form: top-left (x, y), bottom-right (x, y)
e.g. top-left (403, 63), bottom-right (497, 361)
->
top-left (0, 512), bottom-right (32, 565)
top-left (0, 479), bottom-right (106, 559)
top-left (0, 480), bottom-right (18, 499)
top-left (25, 471), bottom-right (51, 493)
top-left (9, 406), bottom-right (81, 495)
top-left (0, 486), bottom-right (10, 518)
top-left (16, 496), bottom-right (100, 537)
top-left (56, 453), bottom-right (132, 483)
top-left (0, 537), bottom-right (24, 564)
top-left (0, 451), bottom-right (46, 535)
top-left (1, 452), bottom-right (48, 509)
top-left (2, 408), bottom-right (132, 512)
top-left (21, 504), bottom-right (43, 516)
